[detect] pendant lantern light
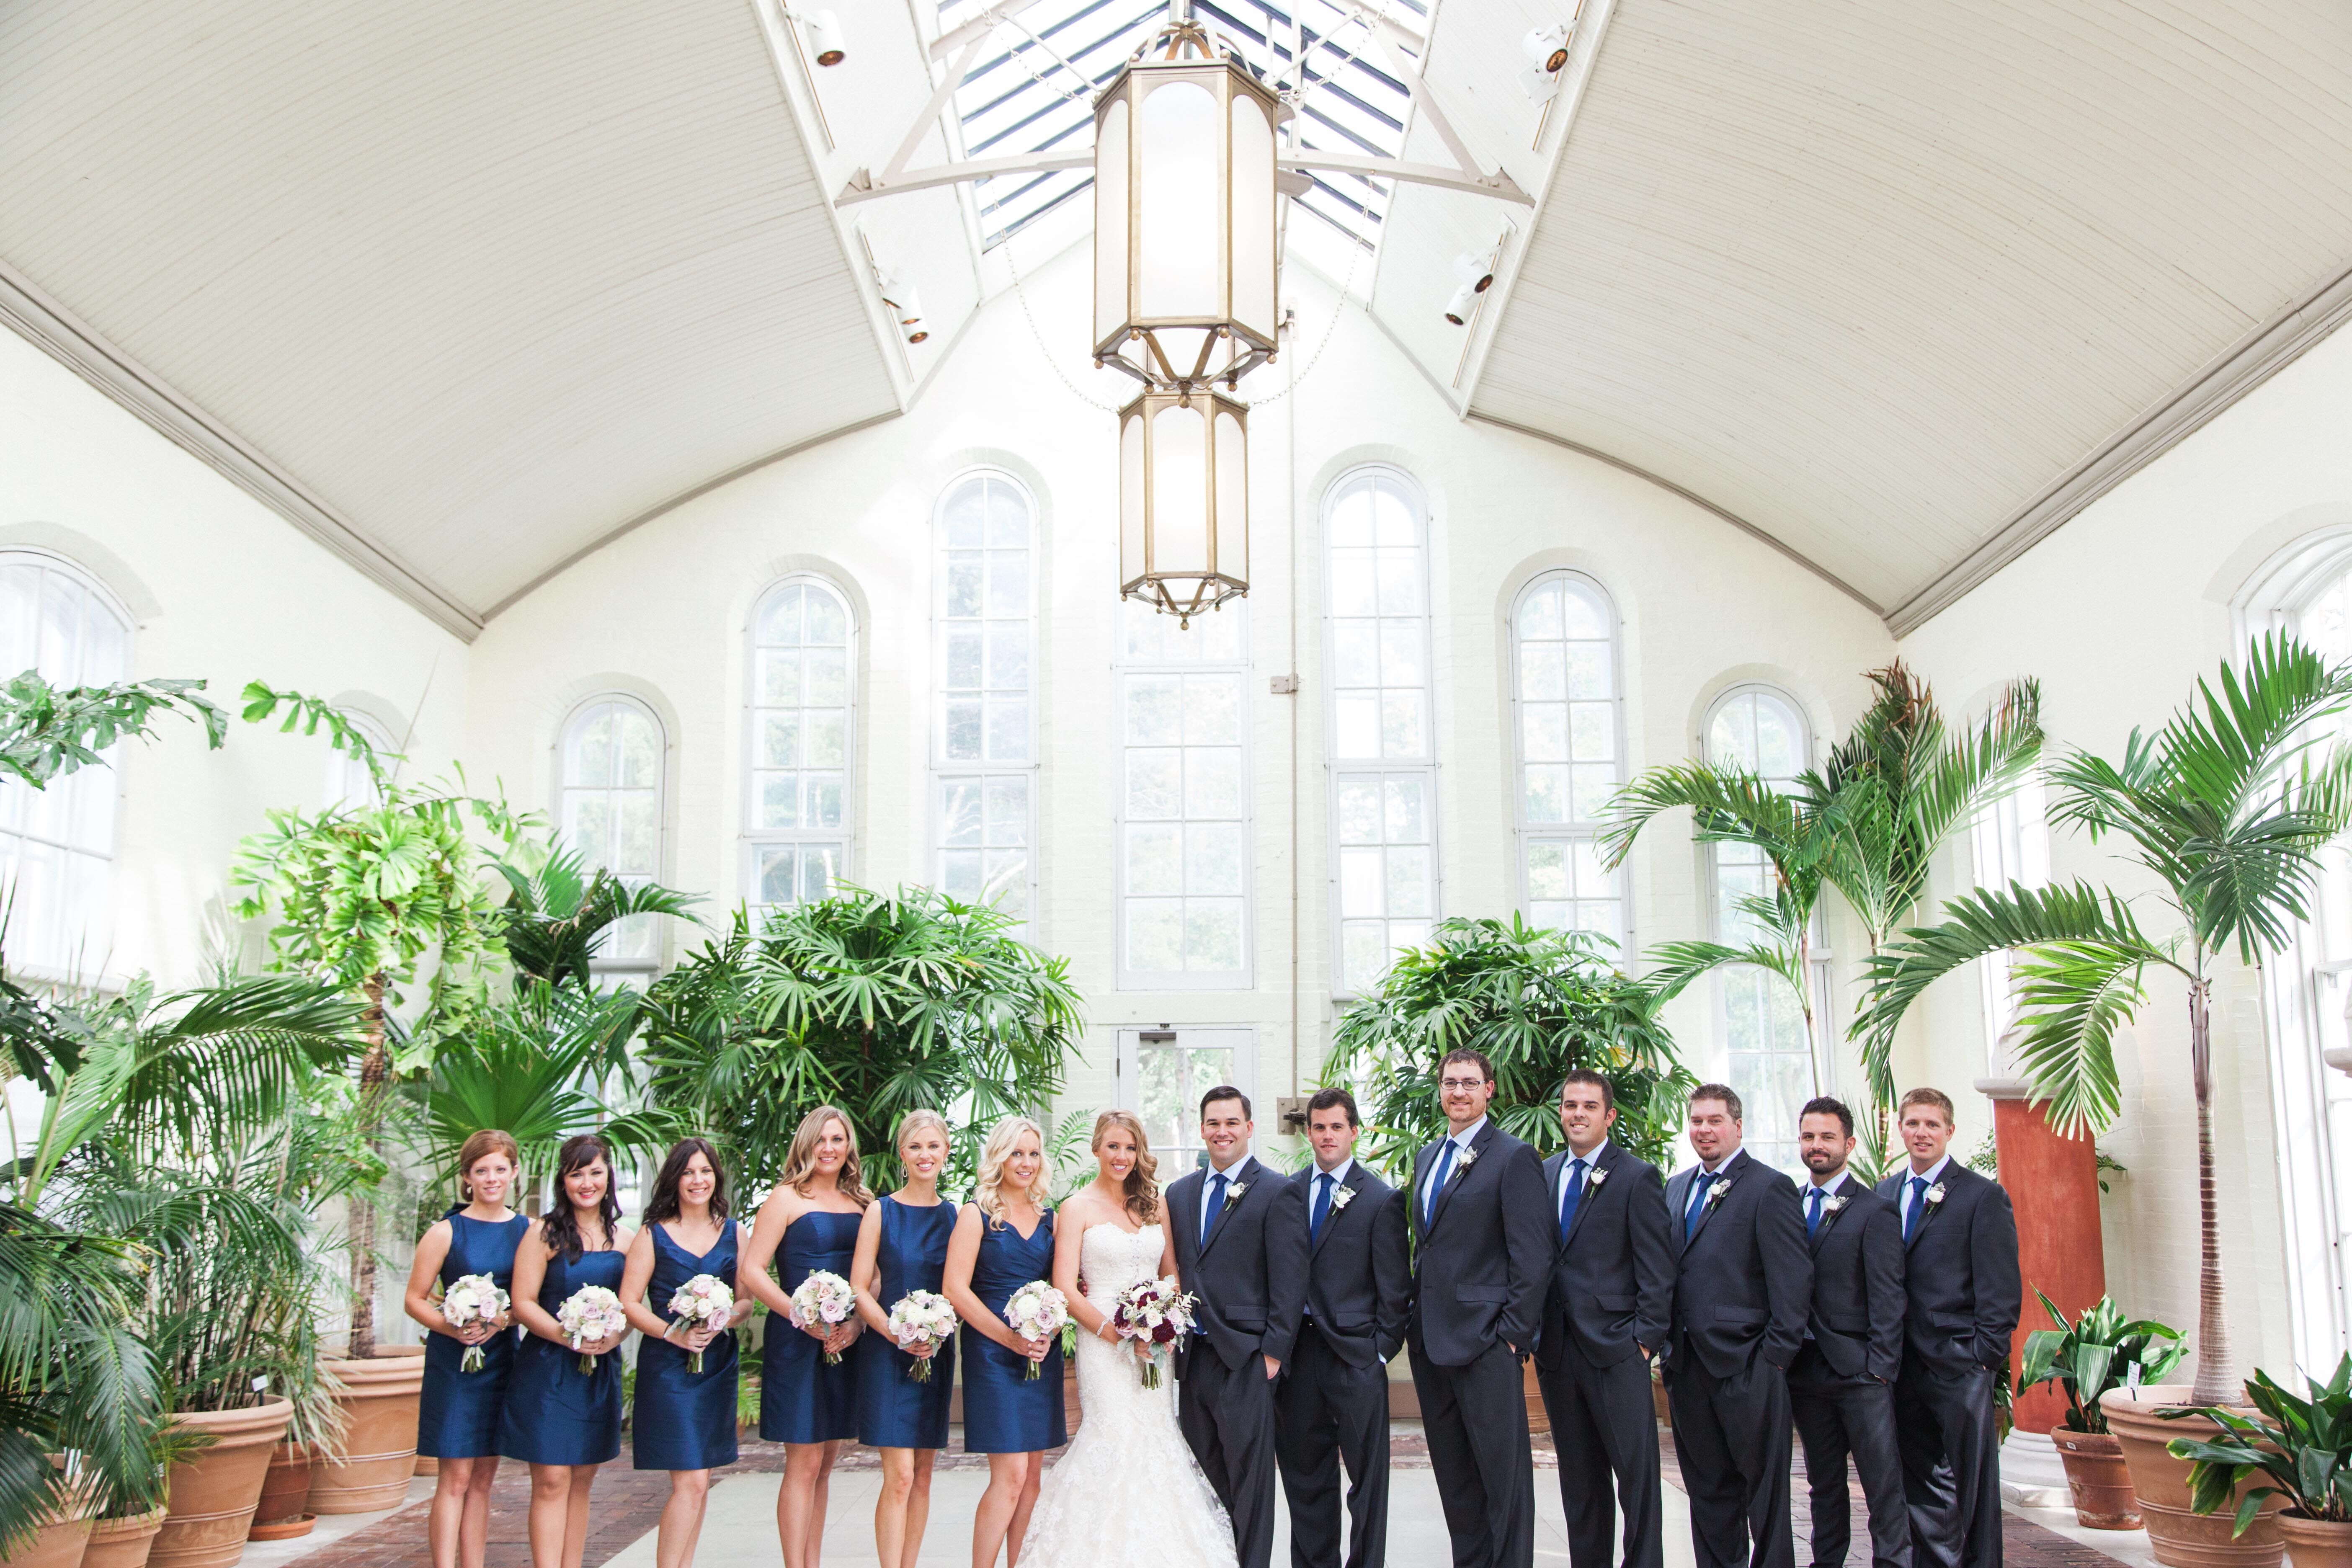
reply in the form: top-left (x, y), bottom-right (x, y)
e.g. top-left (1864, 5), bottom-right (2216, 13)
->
top-left (1119, 385), bottom-right (1249, 624)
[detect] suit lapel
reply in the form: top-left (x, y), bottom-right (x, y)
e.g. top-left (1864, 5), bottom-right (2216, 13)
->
top-left (1684, 1150), bottom-right (1743, 1248)
top-left (1310, 1166), bottom-right (1360, 1257)
top-left (1904, 1167), bottom-right (1950, 1251)
top-left (1426, 1123), bottom-right (1491, 1233)
top-left (1668, 1168), bottom-right (1693, 1257)
top-left (1805, 1172), bottom-right (1848, 1256)
top-left (1411, 1145), bottom-right (1435, 1241)
top-left (1199, 1158), bottom-right (1252, 1257)
top-left (1561, 1143), bottom-right (1611, 1249)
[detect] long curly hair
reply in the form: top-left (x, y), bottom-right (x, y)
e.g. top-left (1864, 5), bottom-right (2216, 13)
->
top-left (541, 1134), bottom-right (623, 1262)
top-left (1091, 1109), bottom-right (1158, 1225)
top-left (974, 1115), bottom-right (1050, 1226)
top-left (777, 1105), bottom-right (873, 1207)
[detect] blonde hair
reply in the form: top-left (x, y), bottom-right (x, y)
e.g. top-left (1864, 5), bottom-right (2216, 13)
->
top-left (975, 1115), bottom-right (1050, 1225)
top-left (895, 1109), bottom-right (952, 1157)
top-left (1091, 1109), bottom-right (1159, 1225)
top-left (778, 1105), bottom-right (873, 1207)
top-left (456, 1128), bottom-right (521, 1203)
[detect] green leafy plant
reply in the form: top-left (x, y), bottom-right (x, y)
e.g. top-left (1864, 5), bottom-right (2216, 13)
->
top-left (2167, 1356), bottom-right (2352, 1533)
top-left (0, 673), bottom-right (224, 789)
top-left (1320, 916), bottom-right (1694, 1173)
top-left (493, 843), bottom-right (698, 992)
top-left (2017, 1291), bottom-right (2187, 1433)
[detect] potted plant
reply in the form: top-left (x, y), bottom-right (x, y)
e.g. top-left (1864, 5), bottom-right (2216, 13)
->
top-left (2017, 1292), bottom-right (2187, 1527)
top-left (2165, 1357), bottom-right (2352, 1568)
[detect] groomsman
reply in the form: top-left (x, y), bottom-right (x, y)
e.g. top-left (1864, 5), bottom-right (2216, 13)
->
top-left (1407, 1047), bottom-right (1554, 1568)
top-left (1875, 1088), bottom-right (2020, 1568)
top-left (1169, 1086), bottom-right (1310, 1568)
top-left (1276, 1088), bottom-right (1411, 1568)
top-left (1662, 1084), bottom-right (1810, 1568)
top-left (1788, 1098), bottom-right (1910, 1568)
top-left (1534, 1069), bottom-right (1674, 1568)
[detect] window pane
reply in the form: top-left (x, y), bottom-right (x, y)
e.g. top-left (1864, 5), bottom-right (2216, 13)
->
top-left (750, 580), bottom-right (856, 913)
top-left (1119, 606), bottom-right (1248, 979)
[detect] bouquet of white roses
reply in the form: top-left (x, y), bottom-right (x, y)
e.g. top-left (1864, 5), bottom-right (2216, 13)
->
top-left (441, 1274), bottom-right (509, 1373)
top-left (557, 1284), bottom-right (628, 1374)
top-left (1109, 1275), bottom-right (1196, 1391)
top-left (1001, 1280), bottom-right (1071, 1381)
top-left (791, 1270), bottom-right (858, 1365)
top-left (886, 1291), bottom-right (958, 1382)
top-left (666, 1273), bottom-right (734, 1374)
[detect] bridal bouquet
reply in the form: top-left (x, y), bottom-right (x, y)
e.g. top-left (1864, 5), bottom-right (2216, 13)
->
top-left (791, 1270), bottom-right (858, 1365)
top-left (557, 1284), bottom-right (628, 1374)
top-left (1002, 1280), bottom-right (1071, 1380)
top-left (441, 1274), bottom-right (508, 1372)
top-left (1110, 1275), bottom-right (1196, 1391)
top-left (887, 1291), bottom-right (957, 1382)
top-left (667, 1273), bottom-right (734, 1374)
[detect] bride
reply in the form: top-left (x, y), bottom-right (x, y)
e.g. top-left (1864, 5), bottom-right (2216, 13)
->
top-left (1016, 1109), bottom-right (1238, 1568)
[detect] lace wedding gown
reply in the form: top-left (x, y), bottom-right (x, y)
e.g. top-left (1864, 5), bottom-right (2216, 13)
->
top-left (1018, 1222), bottom-right (1238, 1568)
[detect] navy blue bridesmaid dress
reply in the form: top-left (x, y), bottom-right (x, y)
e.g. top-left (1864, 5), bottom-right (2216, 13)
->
top-left (630, 1220), bottom-right (740, 1472)
top-left (497, 1236), bottom-right (625, 1467)
top-left (854, 1195), bottom-right (957, 1449)
top-left (758, 1208), bottom-right (863, 1444)
top-left (959, 1206), bottom-right (1067, 1453)
top-left (417, 1212), bottom-right (531, 1459)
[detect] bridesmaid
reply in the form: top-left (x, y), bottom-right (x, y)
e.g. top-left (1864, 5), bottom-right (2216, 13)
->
top-left (741, 1105), bottom-right (870, 1568)
top-left (943, 1115), bottom-right (1067, 1568)
top-left (499, 1135), bottom-right (632, 1568)
top-left (620, 1138), bottom-right (750, 1568)
top-left (404, 1128), bottom-right (528, 1568)
top-left (851, 1111), bottom-right (957, 1568)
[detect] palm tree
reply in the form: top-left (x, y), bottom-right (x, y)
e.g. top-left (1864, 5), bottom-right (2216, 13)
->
top-left (1859, 633), bottom-right (2352, 1406)
top-left (493, 844), bottom-right (699, 992)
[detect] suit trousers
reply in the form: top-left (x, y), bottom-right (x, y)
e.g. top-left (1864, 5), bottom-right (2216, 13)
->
top-left (1408, 1333), bottom-right (1534, 1568)
top-left (1787, 1344), bottom-right (1911, 1568)
top-left (1534, 1348), bottom-right (1664, 1568)
top-left (1179, 1339), bottom-right (1282, 1568)
top-left (1893, 1360), bottom-right (2001, 1568)
top-left (1664, 1351), bottom-right (1795, 1568)
top-left (1275, 1320), bottom-right (1393, 1568)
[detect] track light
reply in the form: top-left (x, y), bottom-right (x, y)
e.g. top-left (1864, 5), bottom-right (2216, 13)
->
top-left (805, 9), bottom-right (846, 66)
top-left (1453, 251), bottom-right (1496, 294)
top-left (1519, 22), bottom-right (1570, 102)
top-left (877, 273), bottom-right (929, 343)
top-left (1443, 284), bottom-right (1476, 327)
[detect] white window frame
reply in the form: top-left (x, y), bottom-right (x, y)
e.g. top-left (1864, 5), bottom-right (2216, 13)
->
top-left (741, 573), bottom-right (858, 916)
top-left (554, 692), bottom-right (669, 978)
top-left (929, 469), bottom-right (1041, 937)
top-left (1508, 568), bottom-right (1629, 951)
top-left (1969, 771), bottom-right (2050, 1075)
top-left (1323, 466), bottom-right (1440, 999)
top-left (326, 709), bottom-right (395, 810)
top-left (1115, 1024), bottom-right (1258, 1175)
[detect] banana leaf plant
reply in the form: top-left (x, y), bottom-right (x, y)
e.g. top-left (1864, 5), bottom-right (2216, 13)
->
top-left (2017, 1290), bottom-right (2186, 1434)
top-left (2166, 1356), bottom-right (2352, 1533)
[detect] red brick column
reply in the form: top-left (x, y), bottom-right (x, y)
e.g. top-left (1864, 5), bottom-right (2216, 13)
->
top-left (1977, 1077), bottom-right (2106, 1434)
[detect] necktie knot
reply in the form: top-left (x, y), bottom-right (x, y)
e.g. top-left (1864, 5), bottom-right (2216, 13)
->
top-left (1905, 1174), bottom-right (1929, 1238)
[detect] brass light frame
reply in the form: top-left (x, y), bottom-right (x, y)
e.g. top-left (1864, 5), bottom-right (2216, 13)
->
top-left (1119, 385), bottom-right (1249, 625)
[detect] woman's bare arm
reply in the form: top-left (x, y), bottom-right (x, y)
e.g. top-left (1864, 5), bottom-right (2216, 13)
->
top-left (402, 1221), bottom-right (484, 1342)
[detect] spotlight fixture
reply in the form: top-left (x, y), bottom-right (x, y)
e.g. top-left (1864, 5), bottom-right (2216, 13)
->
top-left (877, 273), bottom-right (928, 343)
top-left (1443, 284), bottom-right (1477, 327)
top-left (805, 9), bottom-right (847, 66)
top-left (1453, 250), bottom-right (1496, 294)
top-left (1519, 21), bottom-right (1571, 102)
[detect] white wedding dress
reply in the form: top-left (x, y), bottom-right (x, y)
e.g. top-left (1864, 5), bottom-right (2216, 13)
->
top-left (1017, 1222), bottom-right (1238, 1568)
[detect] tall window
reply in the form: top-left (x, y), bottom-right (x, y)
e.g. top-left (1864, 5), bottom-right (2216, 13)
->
top-left (0, 553), bottom-right (130, 976)
top-left (1511, 571), bottom-right (1624, 948)
top-left (1705, 685), bottom-right (1817, 1172)
top-left (1969, 773), bottom-right (2050, 1070)
top-left (560, 695), bottom-right (666, 974)
top-left (746, 577), bottom-right (855, 913)
top-left (1117, 603), bottom-right (1250, 987)
top-left (326, 711), bottom-right (394, 809)
top-left (1325, 469), bottom-right (1438, 995)
top-left (933, 474), bottom-right (1036, 934)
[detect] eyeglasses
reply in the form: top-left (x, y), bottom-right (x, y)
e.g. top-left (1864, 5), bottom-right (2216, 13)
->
top-left (1439, 1078), bottom-right (1488, 1091)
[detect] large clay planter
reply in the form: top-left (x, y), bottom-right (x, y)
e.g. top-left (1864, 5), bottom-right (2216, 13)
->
top-left (1524, 1360), bottom-right (1550, 1436)
top-left (2053, 1429), bottom-right (2140, 1529)
top-left (2279, 1516), bottom-right (2352, 1568)
top-left (2103, 1387), bottom-right (2286, 1568)
top-left (82, 1510), bottom-right (166, 1568)
top-left (10, 1510), bottom-right (93, 1568)
top-left (309, 1347), bottom-right (424, 1515)
top-left (152, 1395), bottom-right (293, 1568)
top-left (252, 1444), bottom-right (310, 1527)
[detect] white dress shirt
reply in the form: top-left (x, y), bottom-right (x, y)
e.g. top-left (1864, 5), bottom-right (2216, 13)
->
top-left (1898, 1153), bottom-right (1952, 1231)
top-left (1557, 1137), bottom-right (1609, 1228)
top-left (1422, 1117), bottom-right (1487, 1213)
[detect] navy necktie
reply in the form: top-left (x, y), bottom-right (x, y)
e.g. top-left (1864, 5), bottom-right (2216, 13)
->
top-left (1558, 1158), bottom-right (1587, 1244)
top-left (1806, 1186), bottom-right (1824, 1238)
top-left (1311, 1172), bottom-right (1333, 1244)
top-left (1905, 1175), bottom-right (1928, 1239)
top-left (1204, 1172), bottom-right (1227, 1248)
top-left (1426, 1138), bottom-right (1457, 1214)
top-left (1685, 1171), bottom-right (1717, 1239)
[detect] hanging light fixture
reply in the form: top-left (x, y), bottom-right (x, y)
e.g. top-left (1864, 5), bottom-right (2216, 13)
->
top-left (1119, 385), bottom-right (1248, 626)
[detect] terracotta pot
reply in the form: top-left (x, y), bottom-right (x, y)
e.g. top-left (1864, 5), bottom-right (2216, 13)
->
top-left (2053, 1429), bottom-right (2141, 1529)
top-left (411, 1457), bottom-right (437, 1478)
top-left (1524, 1359), bottom-right (1550, 1436)
top-left (309, 1347), bottom-right (424, 1515)
top-left (152, 1395), bottom-right (293, 1568)
top-left (2102, 1386), bottom-right (2286, 1568)
top-left (82, 1508), bottom-right (166, 1568)
top-left (2280, 1515), bottom-right (2352, 1568)
top-left (252, 1444), bottom-right (310, 1527)
top-left (10, 1506), bottom-right (93, 1568)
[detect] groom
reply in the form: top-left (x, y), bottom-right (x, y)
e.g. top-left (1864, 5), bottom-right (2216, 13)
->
top-left (1169, 1086), bottom-right (1310, 1568)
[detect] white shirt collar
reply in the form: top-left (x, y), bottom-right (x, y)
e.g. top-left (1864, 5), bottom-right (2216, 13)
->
top-left (1314, 1156), bottom-right (1354, 1186)
top-left (1208, 1151), bottom-right (1253, 1180)
top-left (1809, 1169), bottom-right (1849, 1193)
top-left (1697, 1149), bottom-right (1737, 1175)
top-left (1447, 1116), bottom-right (1488, 1149)
top-left (1906, 1154), bottom-right (1952, 1187)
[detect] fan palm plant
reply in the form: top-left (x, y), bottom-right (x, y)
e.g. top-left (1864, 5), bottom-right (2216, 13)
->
top-left (1859, 633), bottom-right (2352, 1406)
top-left (493, 843), bottom-right (698, 992)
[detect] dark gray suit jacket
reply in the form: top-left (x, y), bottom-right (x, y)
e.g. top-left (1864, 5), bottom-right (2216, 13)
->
top-left (1407, 1119), bottom-right (1554, 1367)
top-left (1800, 1171), bottom-right (1906, 1381)
top-left (1293, 1161), bottom-right (1411, 1367)
top-left (1168, 1155), bottom-right (1310, 1373)
top-left (1874, 1161), bottom-right (2020, 1377)
top-left (1663, 1148), bottom-right (1811, 1379)
top-left (1535, 1140), bottom-right (1674, 1372)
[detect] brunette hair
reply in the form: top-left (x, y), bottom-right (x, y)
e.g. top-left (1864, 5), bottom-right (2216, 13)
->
top-left (1437, 1047), bottom-right (1496, 1084)
top-left (777, 1105), bottom-right (873, 1207)
top-left (1800, 1097), bottom-right (1855, 1138)
top-left (1898, 1086), bottom-right (1957, 1127)
top-left (1306, 1087), bottom-right (1360, 1127)
top-left (1559, 1069), bottom-right (1615, 1111)
top-left (1689, 1082), bottom-right (1744, 1121)
top-left (1091, 1109), bottom-right (1159, 1225)
top-left (644, 1137), bottom-right (730, 1225)
top-left (1199, 1086), bottom-right (1251, 1119)
top-left (456, 1128), bottom-right (521, 1203)
top-left (974, 1115), bottom-right (1050, 1226)
top-left (542, 1134), bottom-right (623, 1261)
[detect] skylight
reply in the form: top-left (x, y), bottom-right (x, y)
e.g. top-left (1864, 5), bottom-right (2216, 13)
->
top-left (940, 0), bottom-right (1427, 250)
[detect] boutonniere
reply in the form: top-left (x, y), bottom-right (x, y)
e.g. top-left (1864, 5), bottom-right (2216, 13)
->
top-left (1585, 1166), bottom-right (1610, 1187)
top-left (1452, 1145), bottom-right (1481, 1179)
top-left (1821, 1194), bottom-right (1849, 1214)
top-left (1327, 1185), bottom-right (1357, 1213)
top-left (1224, 1181), bottom-right (1248, 1205)
top-left (1924, 1183), bottom-right (1947, 1208)
top-left (1704, 1178), bottom-right (1733, 1207)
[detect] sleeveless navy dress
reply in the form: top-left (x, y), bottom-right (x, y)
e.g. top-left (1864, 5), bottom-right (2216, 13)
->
top-left (417, 1212), bottom-right (530, 1458)
top-left (630, 1220), bottom-right (740, 1472)
top-left (497, 1235), bottom-right (625, 1466)
top-left (959, 1206), bottom-right (1067, 1453)
top-left (854, 1195), bottom-right (957, 1449)
top-left (758, 1209), bottom-right (863, 1444)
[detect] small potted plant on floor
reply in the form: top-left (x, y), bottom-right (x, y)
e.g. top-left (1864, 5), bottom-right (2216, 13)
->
top-left (2167, 1356), bottom-right (2352, 1568)
top-left (2018, 1291), bottom-right (2186, 1527)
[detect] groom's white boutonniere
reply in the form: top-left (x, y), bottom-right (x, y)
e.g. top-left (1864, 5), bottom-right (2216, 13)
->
top-left (1452, 1145), bottom-right (1481, 1179)
top-left (1822, 1194), bottom-right (1849, 1214)
top-left (1585, 1166), bottom-right (1610, 1188)
top-left (1924, 1182), bottom-right (1947, 1208)
top-left (1704, 1178), bottom-right (1732, 1208)
top-left (1327, 1185), bottom-right (1356, 1213)
top-left (1224, 1181), bottom-right (1248, 1206)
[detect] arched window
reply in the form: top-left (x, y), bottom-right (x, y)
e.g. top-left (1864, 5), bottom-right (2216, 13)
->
top-left (0, 552), bottom-right (131, 975)
top-left (1325, 468), bottom-right (1437, 995)
top-left (560, 694), bottom-right (666, 972)
top-left (1968, 769), bottom-right (2050, 1070)
top-left (1510, 570), bottom-right (1623, 947)
top-left (933, 474), bottom-right (1035, 935)
top-left (1704, 684), bottom-right (1817, 1172)
top-left (745, 576), bottom-right (855, 913)
top-left (326, 711), bottom-right (394, 810)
